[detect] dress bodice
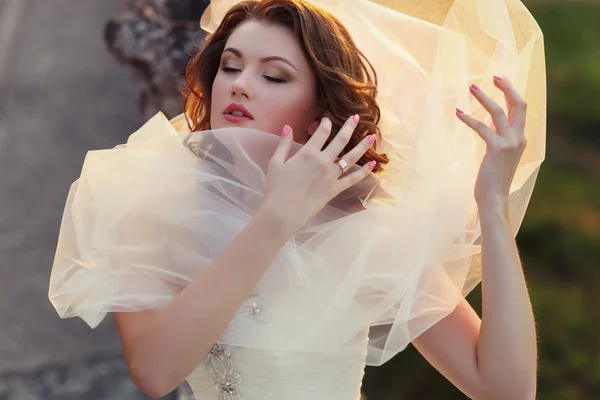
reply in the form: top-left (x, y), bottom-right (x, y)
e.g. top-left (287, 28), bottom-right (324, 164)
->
top-left (185, 295), bottom-right (370, 400)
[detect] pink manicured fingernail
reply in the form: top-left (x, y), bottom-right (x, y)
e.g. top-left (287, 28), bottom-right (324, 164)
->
top-left (368, 134), bottom-right (376, 144)
top-left (352, 114), bottom-right (360, 123)
top-left (368, 161), bottom-right (376, 170)
top-left (456, 108), bottom-right (464, 114)
top-left (282, 125), bottom-right (291, 136)
top-left (471, 84), bottom-right (480, 91)
top-left (493, 75), bottom-right (503, 81)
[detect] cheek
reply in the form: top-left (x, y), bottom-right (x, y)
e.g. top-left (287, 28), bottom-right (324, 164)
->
top-left (211, 76), bottom-right (226, 106)
top-left (267, 89), bottom-right (316, 129)
top-left (210, 76), bottom-right (228, 123)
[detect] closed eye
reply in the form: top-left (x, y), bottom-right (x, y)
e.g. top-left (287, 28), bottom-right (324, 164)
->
top-left (222, 67), bottom-right (241, 73)
top-left (221, 67), bottom-right (286, 84)
top-left (264, 76), bottom-right (286, 83)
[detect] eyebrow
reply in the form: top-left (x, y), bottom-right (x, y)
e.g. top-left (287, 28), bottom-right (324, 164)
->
top-left (222, 47), bottom-right (298, 71)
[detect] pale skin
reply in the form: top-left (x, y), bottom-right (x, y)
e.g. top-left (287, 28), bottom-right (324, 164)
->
top-left (412, 77), bottom-right (538, 400)
top-left (210, 20), bottom-right (322, 142)
top-left (114, 21), bottom-right (537, 399)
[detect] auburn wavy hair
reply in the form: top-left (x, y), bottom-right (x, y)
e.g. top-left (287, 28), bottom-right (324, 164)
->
top-left (183, 0), bottom-right (389, 173)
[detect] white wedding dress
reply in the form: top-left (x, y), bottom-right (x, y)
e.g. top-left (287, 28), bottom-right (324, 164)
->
top-left (48, 1), bottom-right (545, 399)
top-left (188, 342), bottom-right (369, 399)
top-left (186, 295), bottom-right (370, 400)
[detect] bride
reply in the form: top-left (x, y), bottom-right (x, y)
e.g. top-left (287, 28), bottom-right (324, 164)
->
top-left (49, 0), bottom-right (544, 398)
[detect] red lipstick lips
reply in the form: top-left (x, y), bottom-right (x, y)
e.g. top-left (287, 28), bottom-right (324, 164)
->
top-left (223, 103), bottom-right (253, 123)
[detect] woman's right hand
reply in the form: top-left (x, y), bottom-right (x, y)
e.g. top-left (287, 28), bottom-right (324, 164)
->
top-left (260, 115), bottom-right (376, 237)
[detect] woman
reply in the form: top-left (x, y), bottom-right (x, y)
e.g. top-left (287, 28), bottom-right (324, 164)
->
top-left (49, 0), bottom-right (544, 399)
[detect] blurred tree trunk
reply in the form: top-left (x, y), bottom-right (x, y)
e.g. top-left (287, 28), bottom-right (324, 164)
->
top-left (103, 1), bottom-right (208, 119)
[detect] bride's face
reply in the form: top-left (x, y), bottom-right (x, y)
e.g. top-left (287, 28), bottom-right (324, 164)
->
top-left (210, 20), bottom-right (319, 143)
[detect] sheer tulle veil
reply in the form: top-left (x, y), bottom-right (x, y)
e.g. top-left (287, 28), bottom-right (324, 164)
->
top-left (49, 0), bottom-right (545, 366)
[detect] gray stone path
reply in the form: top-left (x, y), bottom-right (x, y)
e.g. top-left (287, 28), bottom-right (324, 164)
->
top-left (0, 0), bottom-right (191, 398)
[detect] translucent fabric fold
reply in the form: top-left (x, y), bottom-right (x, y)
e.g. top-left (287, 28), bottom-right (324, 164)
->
top-left (49, 0), bottom-right (545, 366)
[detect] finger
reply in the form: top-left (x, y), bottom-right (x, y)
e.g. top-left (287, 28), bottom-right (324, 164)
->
top-left (337, 160), bottom-right (375, 192)
top-left (469, 84), bottom-right (510, 132)
top-left (322, 114), bottom-right (360, 160)
top-left (269, 125), bottom-right (294, 166)
top-left (456, 109), bottom-right (497, 144)
top-left (336, 132), bottom-right (376, 168)
top-left (304, 117), bottom-right (333, 153)
top-left (493, 75), bottom-right (527, 132)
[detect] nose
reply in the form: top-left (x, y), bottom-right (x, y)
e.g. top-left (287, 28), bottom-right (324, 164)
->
top-left (231, 71), bottom-right (252, 100)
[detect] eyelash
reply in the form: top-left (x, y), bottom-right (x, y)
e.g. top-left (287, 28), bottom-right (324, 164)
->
top-left (221, 67), bottom-right (286, 83)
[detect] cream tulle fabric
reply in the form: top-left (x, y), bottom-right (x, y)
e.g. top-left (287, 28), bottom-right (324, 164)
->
top-left (49, 0), bottom-right (545, 388)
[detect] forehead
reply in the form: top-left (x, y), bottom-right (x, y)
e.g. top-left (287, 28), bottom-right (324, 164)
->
top-left (224, 20), bottom-right (307, 63)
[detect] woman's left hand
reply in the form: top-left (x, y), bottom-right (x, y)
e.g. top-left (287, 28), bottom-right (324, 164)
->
top-left (456, 76), bottom-right (528, 207)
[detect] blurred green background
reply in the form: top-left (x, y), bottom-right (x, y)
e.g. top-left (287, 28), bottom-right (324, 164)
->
top-left (363, 1), bottom-right (600, 399)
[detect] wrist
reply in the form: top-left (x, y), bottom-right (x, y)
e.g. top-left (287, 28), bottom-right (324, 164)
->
top-left (475, 192), bottom-right (509, 208)
top-left (478, 199), bottom-right (512, 229)
top-left (254, 203), bottom-right (297, 243)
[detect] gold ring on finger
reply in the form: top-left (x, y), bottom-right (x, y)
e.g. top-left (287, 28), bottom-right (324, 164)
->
top-left (335, 158), bottom-right (349, 174)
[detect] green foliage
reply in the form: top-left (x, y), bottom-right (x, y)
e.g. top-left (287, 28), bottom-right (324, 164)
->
top-left (527, 1), bottom-right (600, 146)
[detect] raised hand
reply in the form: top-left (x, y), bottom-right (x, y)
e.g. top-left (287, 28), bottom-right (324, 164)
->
top-left (456, 76), bottom-right (528, 207)
top-left (261, 115), bottom-right (376, 236)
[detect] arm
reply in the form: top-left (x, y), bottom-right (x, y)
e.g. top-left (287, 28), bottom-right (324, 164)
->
top-left (114, 116), bottom-right (375, 398)
top-left (412, 76), bottom-right (537, 399)
top-left (412, 201), bottom-right (537, 400)
top-left (114, 206), bottom-right (291, 398)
